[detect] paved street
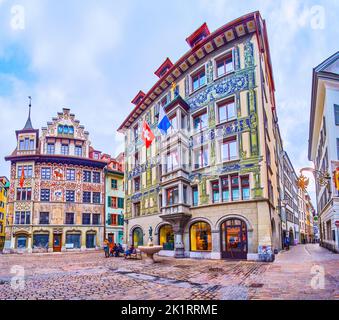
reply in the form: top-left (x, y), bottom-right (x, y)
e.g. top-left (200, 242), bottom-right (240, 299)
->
top-left (0, 244), bottom-right (338, 300)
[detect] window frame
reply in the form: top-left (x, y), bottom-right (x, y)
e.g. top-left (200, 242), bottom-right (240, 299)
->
top-left (215, 49), bottom-right (234, 78)
top-left (191, 66), bottom-right (206, 93)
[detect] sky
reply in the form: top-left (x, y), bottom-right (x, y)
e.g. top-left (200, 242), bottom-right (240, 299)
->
top-left (0, 0), bottom-right (338, 204)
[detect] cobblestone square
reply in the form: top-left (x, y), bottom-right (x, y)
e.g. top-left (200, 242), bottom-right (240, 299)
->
top-left (0, 244), bottom-right (338, 300)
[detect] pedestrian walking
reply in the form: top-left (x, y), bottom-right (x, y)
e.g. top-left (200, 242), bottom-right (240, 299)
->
top-left (284, 237), bottom-right (290, 250)
top-left (103, 239), bottom-right (109, 258)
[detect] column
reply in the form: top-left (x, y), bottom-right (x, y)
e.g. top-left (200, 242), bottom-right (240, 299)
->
top-left (81, 230), bottom-right (86, 251)
top-left (27, 236), bottom-right (32, 253)
top-left (48, 230), bottom-right (53, 253)
top-left (211, 230), bottom-right (221, 259)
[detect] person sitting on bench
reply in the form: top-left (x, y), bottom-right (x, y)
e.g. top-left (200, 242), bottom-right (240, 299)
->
top-left (125, 244), bottom-right (136, 258)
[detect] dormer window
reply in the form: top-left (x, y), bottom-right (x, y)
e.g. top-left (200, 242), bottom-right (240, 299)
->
top-left (191, 68), bottom-right (206, 92)
top-left (154, 58), bottom-right (173, 78)
top-left (19, 138), bottom-right (35, 151)
top-left (186, 23), bottom-right (210, 48)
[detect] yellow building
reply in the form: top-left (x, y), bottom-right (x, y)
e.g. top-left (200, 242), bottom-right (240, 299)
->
top-left (0, 176), bottom-right (10, 251)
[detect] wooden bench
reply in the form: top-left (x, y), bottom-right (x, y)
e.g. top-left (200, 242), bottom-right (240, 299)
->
top-left (124, 249), bottom-right (142, 260)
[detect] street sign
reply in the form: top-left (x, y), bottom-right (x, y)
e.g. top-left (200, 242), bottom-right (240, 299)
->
top-left (335, 221), bottom-right (339, 227)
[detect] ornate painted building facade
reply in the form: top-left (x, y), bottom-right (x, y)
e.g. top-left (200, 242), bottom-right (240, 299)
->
top-left (0, 176), bottom-right (10, 251)
top-left (4, 108), bottom-right (106, 253)
top-left (103, 153), bottom-right (124, 244)
top-left (118, 12), bottom-right (282, 260)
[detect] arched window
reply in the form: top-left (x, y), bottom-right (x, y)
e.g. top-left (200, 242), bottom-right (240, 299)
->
top-left (132, 227), bottom-right (143, 247)
top-left (159, 225), bottom-right (174, 250)
top-left (190, 221), bottom-right (212, 251)
top-left (220, 218), bottom-right (247, 259)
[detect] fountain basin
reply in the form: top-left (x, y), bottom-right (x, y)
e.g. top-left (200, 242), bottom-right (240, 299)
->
top-left (138, 245), bottom-right (163, 263)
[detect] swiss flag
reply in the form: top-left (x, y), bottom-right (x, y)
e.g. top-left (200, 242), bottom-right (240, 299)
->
top-left (19, 166), bottom-right (25, 188)
top-left (141, 120), bottom-right (155, 149)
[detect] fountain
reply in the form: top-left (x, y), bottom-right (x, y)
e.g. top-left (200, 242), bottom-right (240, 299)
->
top-left (138, 226), bottom-right (163, 264)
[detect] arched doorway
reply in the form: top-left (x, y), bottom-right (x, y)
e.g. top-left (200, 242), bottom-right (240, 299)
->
top-left (220, 218), bottom-right (247, 259)
top-left (132, 227), bottom-right (143, 247)
top-left (190, 221), bottom-right (212, 252)
top-left (159, 224), bottom-right (174, 250)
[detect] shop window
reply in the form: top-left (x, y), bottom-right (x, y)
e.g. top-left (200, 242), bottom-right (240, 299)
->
top-left (86, 233), bottom-right (96, 248)
top-left (66, 233), bottom-right (81, 249)
top-left (159, 225), bottom-right (174, 250)
top-left (33, 234), bottom-right (49, 249)
top-left (190, 221), bottom-right (212, 251)
top-left (17, 235), bottom-right (27, 249)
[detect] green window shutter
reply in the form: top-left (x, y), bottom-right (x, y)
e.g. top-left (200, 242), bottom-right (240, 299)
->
top-left (118, 197), bottom-right (124, 209)
top-left (108, 196), bottom-right (111, 208)
top-left (107, 214), bottom-right (111, 225)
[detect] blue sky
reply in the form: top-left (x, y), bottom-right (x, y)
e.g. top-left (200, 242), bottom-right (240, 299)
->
top-left (0, 0), bottom-right (338, 203)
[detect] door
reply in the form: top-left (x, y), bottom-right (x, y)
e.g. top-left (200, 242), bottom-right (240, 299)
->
top-left (53, 234), bottom-right (62, 252)
top-left (221, 219), bottom-right (247, 259)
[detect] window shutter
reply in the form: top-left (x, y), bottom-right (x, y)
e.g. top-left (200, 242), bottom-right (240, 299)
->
top-left (107, 214), bottom-right (111, 225)
top-left (108, 196), bottom-right (111, 208)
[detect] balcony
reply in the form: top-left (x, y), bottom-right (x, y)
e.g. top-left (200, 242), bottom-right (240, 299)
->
top-left (16, 149), bottom-right (37, 156)
top-left (161, 203), bottom-right (190, 216)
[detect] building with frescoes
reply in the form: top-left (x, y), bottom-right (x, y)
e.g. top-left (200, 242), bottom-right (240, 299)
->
top-left (4, 107), bottom-right (106, 253)
top-left (118, 12), bottom-right (283, 260)
top-left (103, 153), bottom-right (124, 245)
top-left (0, 176), bottom-right (10, 251)
top-left (308, 51), bottom-right (339, 253)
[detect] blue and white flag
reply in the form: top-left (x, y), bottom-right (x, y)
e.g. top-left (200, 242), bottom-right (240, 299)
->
top-left (157, 105), bottom-right (171, 135)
